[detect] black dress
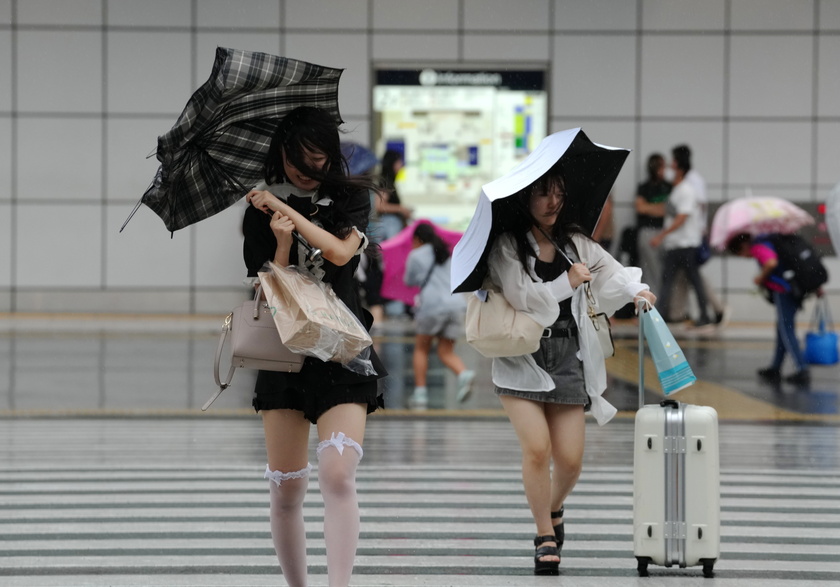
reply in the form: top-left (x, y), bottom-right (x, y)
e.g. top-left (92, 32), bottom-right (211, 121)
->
top-left (242, 186), bottom-right (387, 423)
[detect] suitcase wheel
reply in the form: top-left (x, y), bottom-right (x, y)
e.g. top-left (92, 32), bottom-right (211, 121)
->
top-left (701, 558), bottom-right (716, 578)
top-left (636, 556), bottom-right (651, 577)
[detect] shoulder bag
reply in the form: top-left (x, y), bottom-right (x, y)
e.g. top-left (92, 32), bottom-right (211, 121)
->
top-left (465, 277), bottom-right (544, 358)
top-left (205, 286), bottom-right (305, 411)
top-left (805, 296), bottom-right (839, 365)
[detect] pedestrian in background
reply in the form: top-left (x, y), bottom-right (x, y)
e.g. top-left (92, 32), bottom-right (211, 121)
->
top-left (666, 144), bottom-right (730, 327)
top-left (376, 149), bottom-right (413, 240)
top-left (403, 222), bottom-right (475, 409)
top-left (650, 146), bottom-right (713, 327)
top-left (727, 232), bottom-right (811, 385)
top-left (634, 153), bottom-right (670, 294)
top-left (376, 149), bottom-right (413, 319)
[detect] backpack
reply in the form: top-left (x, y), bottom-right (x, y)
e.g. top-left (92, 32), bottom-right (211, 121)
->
top-left (763, 234), bottom-right (828, 298)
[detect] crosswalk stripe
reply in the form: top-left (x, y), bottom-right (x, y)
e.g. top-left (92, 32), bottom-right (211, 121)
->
top-left (2, 463), bottom-right (840, 584)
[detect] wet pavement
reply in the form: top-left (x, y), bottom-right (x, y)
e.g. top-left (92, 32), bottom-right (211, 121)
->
top-left (1, 314), bottom-right (840, 585)
top-left (2, 314), bottom-right (839, 420)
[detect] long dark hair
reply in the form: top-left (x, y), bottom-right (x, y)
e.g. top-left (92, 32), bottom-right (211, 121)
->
top-left (726, 232), bottom-right (752, 255)
top-left (413, 223), bottom-right (449, 265)
top-left (262, 106), bottom-right (374, 239)
top-left (672, 144), bottom-right (692, 173)
top-left (646, 153), bottom-right (665, 181)
top-left (501, 160), bottom-right (594, 277)
top-left (380, 149), bottom-right (402, 188)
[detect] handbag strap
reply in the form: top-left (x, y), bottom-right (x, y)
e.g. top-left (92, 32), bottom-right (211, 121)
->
top-left (812, 296), bottom-right (834, 333)
top-left (206, 286), bottom-right (263, 411)
top-left (535, 225), bottom-right (574, 265)
top-left (207, 312), bottom-right (236, 411)
top-left (419, 259), bottom-right (436, 291)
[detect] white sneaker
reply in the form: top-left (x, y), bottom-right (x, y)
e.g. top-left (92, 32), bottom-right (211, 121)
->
top-left (456, 370), bottom-right (476, 404)
top-left (409, 387), bottom-right (428, 410)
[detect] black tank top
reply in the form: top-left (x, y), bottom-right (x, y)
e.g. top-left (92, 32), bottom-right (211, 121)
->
top-left (535, 253), bottom-right (572, 318)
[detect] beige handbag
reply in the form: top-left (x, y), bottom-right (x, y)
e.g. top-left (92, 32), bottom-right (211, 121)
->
top-left (465, 278), bottom-right (544, 358)
top-left (206, 286), bottom-right (304, 411)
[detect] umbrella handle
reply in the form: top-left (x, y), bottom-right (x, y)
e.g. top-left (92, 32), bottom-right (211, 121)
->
top-left (293, 231), bottom-right (322, 263)
top-left (258, 206), bottom-right (321, 262)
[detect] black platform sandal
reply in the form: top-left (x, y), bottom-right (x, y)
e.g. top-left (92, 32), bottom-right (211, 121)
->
top-left (533, 534), bottom-right (560, 576)
top-left (551, 506), bottom-right (565, 552)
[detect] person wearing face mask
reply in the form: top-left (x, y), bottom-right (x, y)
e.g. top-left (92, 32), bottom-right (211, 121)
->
top-left (243, 106), bottom-right (388, 587)
top-left (662, 145), bottom-right (730, 327)
top-left (650, 145), bottom-right (713, 327)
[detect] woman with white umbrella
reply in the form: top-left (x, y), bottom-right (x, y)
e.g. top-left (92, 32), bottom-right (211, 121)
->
top-left (452, 129), bottom-right (656, 575)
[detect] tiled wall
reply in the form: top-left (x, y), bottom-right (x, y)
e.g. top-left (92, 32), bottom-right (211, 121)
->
top-left (1, 0), bottom-right (839, 320)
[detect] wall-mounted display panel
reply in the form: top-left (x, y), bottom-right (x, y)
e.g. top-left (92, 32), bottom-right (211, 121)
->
top-left (373, 66), bottom-right (548, 229)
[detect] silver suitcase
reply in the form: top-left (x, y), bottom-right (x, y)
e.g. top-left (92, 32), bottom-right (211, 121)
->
top-left (632, 308), bottom-right (720, 578)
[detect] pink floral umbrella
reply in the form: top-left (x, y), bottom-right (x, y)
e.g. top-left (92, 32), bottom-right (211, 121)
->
top-left (379, 219), bottom-right (463, 306)
top-left (710, 196), bottom-right (814, 250)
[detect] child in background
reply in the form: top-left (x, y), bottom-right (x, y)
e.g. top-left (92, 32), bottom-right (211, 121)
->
top-left (403, 223), bottom-right (475, 409)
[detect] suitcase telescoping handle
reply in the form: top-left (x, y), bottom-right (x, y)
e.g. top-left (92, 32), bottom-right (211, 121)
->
top-left (637, 298), bottom-right (646, 409)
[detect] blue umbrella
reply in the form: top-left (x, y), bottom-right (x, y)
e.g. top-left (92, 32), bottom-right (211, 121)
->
top-left (341, 142), bottom-right (378, 176)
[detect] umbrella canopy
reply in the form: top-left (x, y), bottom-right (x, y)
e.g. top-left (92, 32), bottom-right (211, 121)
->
top-left (825, 182), bottom-right (840, 254)
top-left (451, 128), bottom-right (630, 293)
top-left (131, 47), bottom-right (343, 233)
top-left (709, 196), bottom-right (814, 251)
top-left (340, 142), bottom-right (378, 176)
top-left (380, 220), bottom-right (463, 306)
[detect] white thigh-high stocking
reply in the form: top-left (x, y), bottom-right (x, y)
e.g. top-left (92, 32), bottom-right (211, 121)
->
top-left (316, 432), bottom-right (363, 587)
top-left (265, 464), bottom-right (312, 587)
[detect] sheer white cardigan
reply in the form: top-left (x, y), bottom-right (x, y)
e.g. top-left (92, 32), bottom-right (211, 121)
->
top-left (485, 231), bottom-right (649, 425)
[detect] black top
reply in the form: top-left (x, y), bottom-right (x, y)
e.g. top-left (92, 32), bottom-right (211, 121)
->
top-left (242, 186), bottom-right (386, 385)
top-left (535, 253), bottom-right (572, 318)
top-left (386, 185), bottom-right (401, 205)
top-left (636, 179), bottom-right (671, 229)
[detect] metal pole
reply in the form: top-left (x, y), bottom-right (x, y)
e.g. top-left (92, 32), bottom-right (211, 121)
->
top-left (638, 299), bottom-right (646, 409)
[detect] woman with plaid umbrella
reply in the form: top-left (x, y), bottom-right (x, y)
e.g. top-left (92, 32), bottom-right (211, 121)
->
top-left (245, 106), bottom-right (387, 587)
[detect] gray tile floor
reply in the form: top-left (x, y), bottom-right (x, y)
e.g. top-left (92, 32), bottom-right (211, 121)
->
top-left (1, 315), bottom-right (839, 586)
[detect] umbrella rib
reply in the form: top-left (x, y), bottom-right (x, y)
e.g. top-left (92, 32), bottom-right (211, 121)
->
top-left (193, 144), bottom-right (316, 254)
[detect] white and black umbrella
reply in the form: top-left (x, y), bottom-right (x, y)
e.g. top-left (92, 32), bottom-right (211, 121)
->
top-left (451, 128), bottom-right (630, 293)
top-left (123, 47), bottom-right (343, 234)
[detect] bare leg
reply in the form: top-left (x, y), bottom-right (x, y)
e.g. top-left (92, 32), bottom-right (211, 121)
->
top-left (412, 334), bottom-right (434, 388)
top-left (546, 404), bottom-right (586, 535)
top-left (316, 403), bottom-right (368, 587)
top-left (436, 337), bottom-right (466, 375)
top-left (369, 304), bottom-right (384, 326)
top-left (499, 395), bottom-right (559, 563)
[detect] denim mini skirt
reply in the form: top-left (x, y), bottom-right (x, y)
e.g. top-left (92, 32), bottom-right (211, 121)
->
top-left (495, 316), bottom-right (589, 407)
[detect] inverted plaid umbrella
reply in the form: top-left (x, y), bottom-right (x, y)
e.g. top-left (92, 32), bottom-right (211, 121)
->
top-left (122, 47), bottom-right (343, 233)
